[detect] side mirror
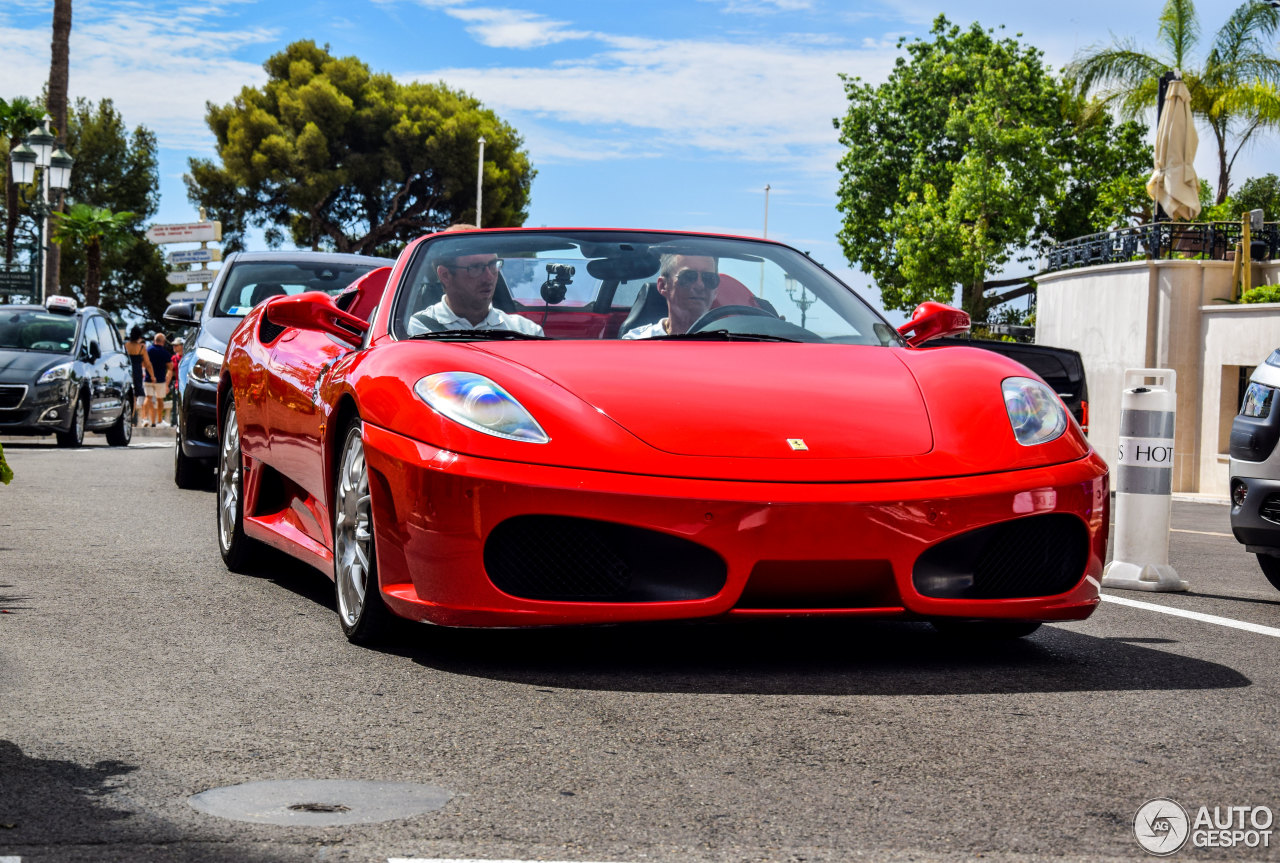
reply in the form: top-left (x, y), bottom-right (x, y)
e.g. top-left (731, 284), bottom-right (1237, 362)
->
top-left (163, 302), bottom-right (196, 326)
top-left (264, 291), bottom-right (369, 346)
top-left (897, 301), bottom-right (971, 347)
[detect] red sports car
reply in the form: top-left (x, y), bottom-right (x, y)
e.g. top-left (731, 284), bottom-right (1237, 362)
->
top-left (216, 228), bottom-right (1108, 644)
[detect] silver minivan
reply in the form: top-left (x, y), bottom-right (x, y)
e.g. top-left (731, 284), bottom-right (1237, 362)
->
top-left (1229, 348), bottom-right (1280, 590)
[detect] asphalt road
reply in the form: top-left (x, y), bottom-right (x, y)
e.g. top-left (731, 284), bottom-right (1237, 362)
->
top-left (2, 437), bottom-right (1279, 862)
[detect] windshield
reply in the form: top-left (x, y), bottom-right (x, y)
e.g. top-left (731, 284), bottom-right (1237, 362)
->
top-left (0, 309), bottom-right (79, 353)
top-left (390, 230), bottom-right (900, 345)
top-left (214, 260), bottom-right (384, 317)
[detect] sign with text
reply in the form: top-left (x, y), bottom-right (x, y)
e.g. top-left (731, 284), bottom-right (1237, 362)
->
top-left (166, 269), bottom-right (219, 285)
top-left (146, 221), bottom-right (222, 244)
top-left (168, 248), bottom-right (222, 265)
top-left (0, 270), bottom-right (35, 290)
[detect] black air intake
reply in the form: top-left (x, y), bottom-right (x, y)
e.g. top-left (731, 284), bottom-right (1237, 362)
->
top-left (912, 513), bottom-right (1089, 599)
top-left (484, 515), bottom-right (726, 602)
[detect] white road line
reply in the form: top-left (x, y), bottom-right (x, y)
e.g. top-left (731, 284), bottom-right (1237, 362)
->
top-left (1100, 593), bottom-right (1280, 638)
top-left (1170, 528), bottom-right (1233, 537)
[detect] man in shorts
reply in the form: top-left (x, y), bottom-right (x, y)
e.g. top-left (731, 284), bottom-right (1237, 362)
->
top-left (143, 332), bottom-right (174, 428)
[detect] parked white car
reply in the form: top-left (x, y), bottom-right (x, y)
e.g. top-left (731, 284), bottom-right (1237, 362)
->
top-left (1229, 349), bottom-right (1280, 590)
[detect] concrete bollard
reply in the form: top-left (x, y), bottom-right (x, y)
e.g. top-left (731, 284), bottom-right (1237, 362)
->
top-left (1102, 368), bottom-right (1188, 591)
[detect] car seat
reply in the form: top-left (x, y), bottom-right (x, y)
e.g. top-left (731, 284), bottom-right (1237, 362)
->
top-left (619, 282), bottom-right (665, 336)
top-left (248, 283), bottom-right (287, 307)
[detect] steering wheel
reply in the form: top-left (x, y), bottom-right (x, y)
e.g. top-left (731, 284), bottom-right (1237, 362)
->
top-left (686, 304), bottom-right (778, 333)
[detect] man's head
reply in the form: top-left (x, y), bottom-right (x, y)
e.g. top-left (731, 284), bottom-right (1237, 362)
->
top-left (153, 333), bottom-right (167, 346)
top-left (655, 253), bottom-right (719, 334)
top-left (173, 337), bottom-right (185, 353)
top-left (436, 253), bottom-right (503, 325)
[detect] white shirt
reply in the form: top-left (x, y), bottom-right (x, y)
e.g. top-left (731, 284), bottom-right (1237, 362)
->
top-left (408, 298), bottom-right (545, 337)
top-left (621, 320), bottom-right (668, 340)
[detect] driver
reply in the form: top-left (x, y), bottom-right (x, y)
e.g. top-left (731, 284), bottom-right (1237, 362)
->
top-left (621, 253), bottom-right (719, 339)
top-left (408, 225), bottom-right (544, 336)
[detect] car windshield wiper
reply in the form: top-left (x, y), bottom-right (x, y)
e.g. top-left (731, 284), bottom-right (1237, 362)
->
top-left (404, 329), bottom-right (550, 341)
top-left (650, 330), bottom-right (803, 343)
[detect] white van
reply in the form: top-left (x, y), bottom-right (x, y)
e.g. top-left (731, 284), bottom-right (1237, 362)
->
top-left (1229, 349), bottom-right (1280, 590)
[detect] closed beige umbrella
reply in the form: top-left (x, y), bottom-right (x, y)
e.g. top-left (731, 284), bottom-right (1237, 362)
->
top-left (1146, 79), bottom-right (1201, 221)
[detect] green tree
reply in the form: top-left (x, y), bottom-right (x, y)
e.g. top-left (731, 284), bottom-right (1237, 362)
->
top-left (51, 204), bottom-right (136, 307)
top-left (1067, 0), bottom-right (1280, 205)
top-left (59, 97), bottom-right (171, 321)
top-left (834, 16), bottom-right (1151, 319)
top-left (186, 40), bottom-right (535, 256)
top-left (1, 96), bottom-right (45, 267)
top-left (1230, 173), bottom-right (1280, 219)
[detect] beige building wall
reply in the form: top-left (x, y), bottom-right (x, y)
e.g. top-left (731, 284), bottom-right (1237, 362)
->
top-left (1037, 259), bottom-right (1279, 498)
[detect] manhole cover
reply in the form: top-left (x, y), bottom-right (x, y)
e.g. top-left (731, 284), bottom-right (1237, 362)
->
top-left (188, 779), bottom-right (452, 826)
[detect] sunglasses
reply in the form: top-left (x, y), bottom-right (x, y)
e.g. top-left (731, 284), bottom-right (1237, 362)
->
top-left (673, 269), bottom-right (720, 289)
top-left (445, 259), bottom-right (503, 277)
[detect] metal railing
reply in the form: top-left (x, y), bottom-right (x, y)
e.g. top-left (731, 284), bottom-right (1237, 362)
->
top-left (1045, 221), bottom-right (1280, 273)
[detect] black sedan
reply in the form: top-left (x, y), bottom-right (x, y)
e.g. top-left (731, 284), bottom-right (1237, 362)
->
top-left (163, 250), bottom-right (394, 487)
top-left (0, 296), bottom-right (134, 447)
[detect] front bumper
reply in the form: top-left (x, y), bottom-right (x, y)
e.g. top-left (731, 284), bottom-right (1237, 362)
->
top-left (0, 381), bottom-right (76, 435)
top-left (1230, 475), bottom-right (1280, 552)
top-left (355, 424), bottom-right (1110, 628)
top-left (178, 378), bottom-right (220, 460)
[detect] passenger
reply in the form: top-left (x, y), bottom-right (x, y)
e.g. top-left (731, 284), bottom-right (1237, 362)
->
top-left (621, 253), bottom-right (720, 338)
top-left (408, 224), bottom-right (544, 336)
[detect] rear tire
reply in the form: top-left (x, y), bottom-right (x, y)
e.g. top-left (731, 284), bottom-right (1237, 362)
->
top-left (333, 416), bottom-right (394, 644)
top-left (217, 401), bottom-right (267, 572)
top-left (930, 619), bottom-right (1042, 640)
top-left (55, 394), bottom-right (86, 448)
top-left (1258, 554), bottom-right (1280, 592)
top-left (105, 393), bottom-right (133, 447)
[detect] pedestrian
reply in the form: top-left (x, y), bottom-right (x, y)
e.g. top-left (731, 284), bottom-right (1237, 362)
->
top-left (168, 337), bottom-right (185, 416)
top-left (124, 326), bottom-right (155, 425)
top-left (143, 332), bottom-right (173, 428)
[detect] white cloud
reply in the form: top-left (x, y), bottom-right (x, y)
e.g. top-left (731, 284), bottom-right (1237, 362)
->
top-left (415, 34), bottom-right (897, 169)
top-left (0, 2), bottom-right (273, 151)
top-left (702, 0), bottom-right (815, 13)
top-left (389, 0), bottom-right (594, 48)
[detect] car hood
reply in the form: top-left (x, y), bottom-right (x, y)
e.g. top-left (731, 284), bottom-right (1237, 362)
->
top-left (352, 340), bottom-right (1093, 482)
top-left (506, 343), bottom-right (933, 458)
top-left (0, 349), bottom-right (69, 381)
top-left (197, 315), bottom-right (241, 352)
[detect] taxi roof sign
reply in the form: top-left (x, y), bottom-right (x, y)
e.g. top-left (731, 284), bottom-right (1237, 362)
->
top-left (45, 295), bottom-right (78, 315)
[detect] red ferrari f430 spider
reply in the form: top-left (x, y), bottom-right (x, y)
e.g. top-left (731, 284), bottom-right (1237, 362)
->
top-left (216, 228), bottom-right (1108, 644)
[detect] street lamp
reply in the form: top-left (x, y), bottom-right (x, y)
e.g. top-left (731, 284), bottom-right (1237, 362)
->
top-left (9, 115), bottom-right (73, 303)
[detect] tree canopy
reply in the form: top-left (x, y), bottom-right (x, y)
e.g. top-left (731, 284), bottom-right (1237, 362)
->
top-left (834, 16), bottom-right (1151, 320)
top-left (186, 40), bottom-right (535, 256)
top-left (52, 204), bottom-right (136, 308)
top-left (59, 98), bottom-right (171, 323)
top-left (1067, 0), bottom-right (1280, 204)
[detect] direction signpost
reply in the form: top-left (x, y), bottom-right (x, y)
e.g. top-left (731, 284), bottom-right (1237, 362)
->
top-left (148, 209), bottom-right (222, 290)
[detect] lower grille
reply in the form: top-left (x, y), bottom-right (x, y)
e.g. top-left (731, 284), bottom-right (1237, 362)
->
top-left (0, 385), bottom-right (27, 409)
top-left (1261, 494), bottom-right (1280, 526)
top-left (484, 515), bottom-right (726, 602)
top-left (913, 513), bottom-right (1089, 599)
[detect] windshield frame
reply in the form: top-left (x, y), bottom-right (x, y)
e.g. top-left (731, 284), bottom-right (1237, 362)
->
top-left (389, 228), bottom-right (903, 346)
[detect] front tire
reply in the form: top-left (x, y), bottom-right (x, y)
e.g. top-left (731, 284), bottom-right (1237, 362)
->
top-left (174, 423), bottom-right (208, 489)
top-left (55, 394), bottom-right (86, 448)
top-left (1258, 554), bottom-right (1280, 592)
top-left (105, 392), bottom-right (133, 447)
top-left (930, 619), bottom-right (1042, 640)
top-left (217, 401), bottom-right (266, 572)
top-left (333, 417), bottom-right (394, 644)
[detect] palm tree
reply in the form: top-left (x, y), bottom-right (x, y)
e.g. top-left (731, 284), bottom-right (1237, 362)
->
top-left (51, 204), bottom-right (135, 307)
top-left (1067, 0), bottom-right (1280, 204)
top-left (1, 97), bottom-right (45, 266)
top-left (46, 0), bottom-right (73, 298)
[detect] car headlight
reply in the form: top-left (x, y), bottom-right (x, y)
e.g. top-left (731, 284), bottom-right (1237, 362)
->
top-left (190, 346), bottom-right (224, 384)
top-left (1002, 376), bottom-right (1067, 446)
top-left (1241, 382), bottom-right (1274, 419)
top-left (414, 372), bottom-right (550, 443)
top-left (37, 361), bottom-right (73, 384)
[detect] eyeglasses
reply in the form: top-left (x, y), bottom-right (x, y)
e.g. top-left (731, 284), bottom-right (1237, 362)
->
top-left (444, 259), bottom-right (503, 277)
top-left (673, 269), bottom-right (720, 289)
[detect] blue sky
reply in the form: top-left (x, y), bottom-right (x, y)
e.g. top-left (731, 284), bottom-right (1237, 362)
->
top-left (1, 0), bottom-right (1271, 322)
